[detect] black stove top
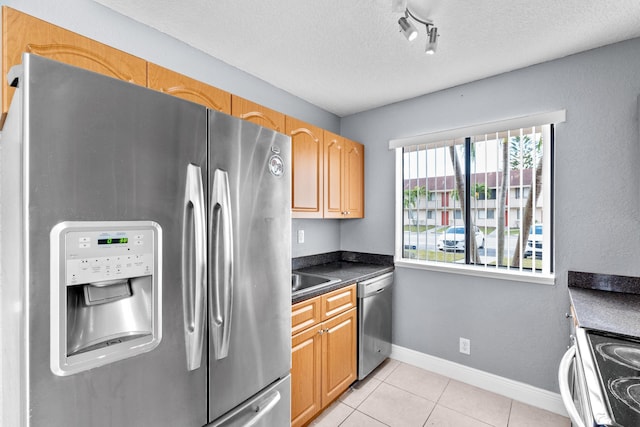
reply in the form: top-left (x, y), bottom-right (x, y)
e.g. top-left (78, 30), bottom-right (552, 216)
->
top-left (588, 330), bottom-right (640, 426)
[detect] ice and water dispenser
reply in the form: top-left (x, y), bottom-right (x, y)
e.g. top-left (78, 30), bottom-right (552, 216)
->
top-left (50, 221), bottom-right (162, 376)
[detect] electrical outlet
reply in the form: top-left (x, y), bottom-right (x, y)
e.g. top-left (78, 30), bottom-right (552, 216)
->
top-left (459, 337), bottom-right (471, 355)
top-left (297, 229), bottom-right (305, 244)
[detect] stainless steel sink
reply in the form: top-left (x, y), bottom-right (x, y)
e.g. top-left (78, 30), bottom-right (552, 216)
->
top-left (291, 272), bottom-right (340, 293)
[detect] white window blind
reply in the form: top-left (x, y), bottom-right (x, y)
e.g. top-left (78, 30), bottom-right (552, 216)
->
top-left (393, 111), bottom-right (563, 283)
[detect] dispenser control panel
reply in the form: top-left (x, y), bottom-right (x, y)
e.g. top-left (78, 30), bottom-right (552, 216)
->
top-left (64, 229), bottom-right (154, 285)
top-left (50, 221), bottom-right (162, 376)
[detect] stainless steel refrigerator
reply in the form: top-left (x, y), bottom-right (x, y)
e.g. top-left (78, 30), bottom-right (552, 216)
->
top-left (0, 54), bottom-right (291, 427)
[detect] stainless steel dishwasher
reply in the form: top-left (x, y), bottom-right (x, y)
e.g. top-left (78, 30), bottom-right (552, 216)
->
top-left (358, 271), bottom-right (394, 380)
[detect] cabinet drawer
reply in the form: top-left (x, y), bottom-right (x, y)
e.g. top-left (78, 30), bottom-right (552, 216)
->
top-left (321, 285), bottom-right (356, 320)
top-left (292, 297), bottom-right (322, 336)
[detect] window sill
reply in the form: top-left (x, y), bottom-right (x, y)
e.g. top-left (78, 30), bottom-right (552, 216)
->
top-left (394, 258), bottom-right (556, 286)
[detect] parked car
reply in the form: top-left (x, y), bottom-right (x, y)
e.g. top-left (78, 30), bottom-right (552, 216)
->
top-left (524, 224), bottom-right (543, 259)
top-left (437, 226), bottom-right (485, 251)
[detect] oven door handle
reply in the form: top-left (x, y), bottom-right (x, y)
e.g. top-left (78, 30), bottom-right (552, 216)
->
top-left (558, 345), bottom-right (587, 427)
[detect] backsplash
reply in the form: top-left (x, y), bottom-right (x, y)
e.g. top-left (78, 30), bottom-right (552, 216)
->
top-left (568, 270), bottom-right (640, 295)
top-left (292, 251), bottom-right (393, 270)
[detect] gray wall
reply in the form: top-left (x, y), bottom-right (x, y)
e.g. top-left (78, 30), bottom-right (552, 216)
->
top-left (291, 219), bottom-right (340, 257)
top-left (340, 38), bottom-right (640, 392)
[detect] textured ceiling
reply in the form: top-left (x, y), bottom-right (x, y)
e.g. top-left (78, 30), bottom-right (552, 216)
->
top-left (94, 0), bottom-right (640, 117)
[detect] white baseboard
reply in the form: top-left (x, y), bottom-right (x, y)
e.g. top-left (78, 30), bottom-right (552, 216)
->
top-left (390, 344), bottom-right (568, 417)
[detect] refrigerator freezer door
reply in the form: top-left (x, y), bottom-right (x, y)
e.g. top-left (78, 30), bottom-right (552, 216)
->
top-left (1, 54), bottom-right (208, 426)
top-left (207, 111), bottom-right (291, 422)
top-left (206, 375), bottom-right (291, 427)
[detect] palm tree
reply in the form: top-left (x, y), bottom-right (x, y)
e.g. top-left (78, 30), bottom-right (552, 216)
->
top-left (511, 155), bottom-right (543, 267)
top-left (508, 135), bottom-right (543, 267)
top-left (447, 145), bottom-right (480, 263)
top-left (497, 138), bottom-right (509, 265)
top-left (403, 185), bottom-right (427, 226)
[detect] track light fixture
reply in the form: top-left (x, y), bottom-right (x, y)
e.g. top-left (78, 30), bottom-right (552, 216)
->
top-left (425, 26), bottom-right (438, 55)
top-left (397, 7), bottom-right (439, 55)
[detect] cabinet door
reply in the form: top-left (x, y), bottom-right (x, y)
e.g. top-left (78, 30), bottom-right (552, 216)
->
top-left (291, 326), bottom-right (322, 427)
top-left (287, 117), bottom-right (323, 218)
top-left (231, 95), bottom-right (285, 133)
top-left (2, 7), bottom-right (146, 117)
top-left (324, 131), bottom-right (345, 218)
top-left (147, 63), bottom-right (231, 113)
top-left (321, 307), bottom-right (357, 407)
top-left (343, 140), bottom-right (365, 218)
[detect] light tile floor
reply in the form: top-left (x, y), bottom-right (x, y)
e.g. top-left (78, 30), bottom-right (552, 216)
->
top-left (310, 359), bottom-right (570, 427)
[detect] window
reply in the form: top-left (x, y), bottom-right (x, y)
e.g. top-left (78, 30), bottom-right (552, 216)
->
top-left (515, 188), bottom-right (530, 199)
top-left (478, 209), bottom-right (495, 220)
top-left (478, 189), bottom-right (496, 200)
top-left (392, 111), bottom-right (562, 282)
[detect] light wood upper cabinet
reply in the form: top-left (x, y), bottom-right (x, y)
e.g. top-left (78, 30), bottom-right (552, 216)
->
top-left (324, 132), bottom-right (345, 218)
top-left (147, 63), bottom-right (231, 113)
top-left (232, 95), bottom-right (285, 133)
top-left (2, 7), bottom-right (146, 117)
top-left (324, 131), bottom-right (364, 218)
top-left (287, 117), bottom-right (324, 218)
top-left (344, 139), bottom-right (365, 218)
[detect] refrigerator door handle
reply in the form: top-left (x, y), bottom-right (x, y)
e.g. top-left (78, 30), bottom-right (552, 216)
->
top-left (182, 164), bottom-right (207, 371)
top-left (210, 169), bottom-right (233, 360)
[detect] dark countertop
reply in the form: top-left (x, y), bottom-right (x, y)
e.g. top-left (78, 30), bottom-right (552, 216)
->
top-left (292, 261), bottom-right (394, 304)
top-left (568, 270), bottom-right (640, 338)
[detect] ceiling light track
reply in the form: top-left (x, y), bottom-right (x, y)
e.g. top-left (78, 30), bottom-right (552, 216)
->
top-left (397, 7), bottom-right (439, 55)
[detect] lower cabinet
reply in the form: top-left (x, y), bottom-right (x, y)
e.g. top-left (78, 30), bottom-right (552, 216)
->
top-left (291, 286), bottom-right (357, 427)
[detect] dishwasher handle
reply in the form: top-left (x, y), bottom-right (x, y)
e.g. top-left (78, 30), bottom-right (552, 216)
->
top-left (358, 272), bottom-right (394, 298)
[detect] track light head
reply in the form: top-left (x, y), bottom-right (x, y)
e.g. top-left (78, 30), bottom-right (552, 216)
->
top-left (396, 5), bottom-right (440, 55)
top-left (398, 16), bottom-right (418, 41)
top-left (425, 26), bottom-right (438, 55)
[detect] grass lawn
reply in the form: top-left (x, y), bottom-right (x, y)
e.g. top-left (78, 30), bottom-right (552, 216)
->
top-left (403, 249), bottom-right (543, 271)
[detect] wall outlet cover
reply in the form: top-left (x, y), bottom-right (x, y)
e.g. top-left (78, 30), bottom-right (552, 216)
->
top-left (459, 337), bottom-right (471, 355)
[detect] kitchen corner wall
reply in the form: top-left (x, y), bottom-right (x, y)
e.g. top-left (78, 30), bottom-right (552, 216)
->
top-left (340, 37), bottom-right (640, 392)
